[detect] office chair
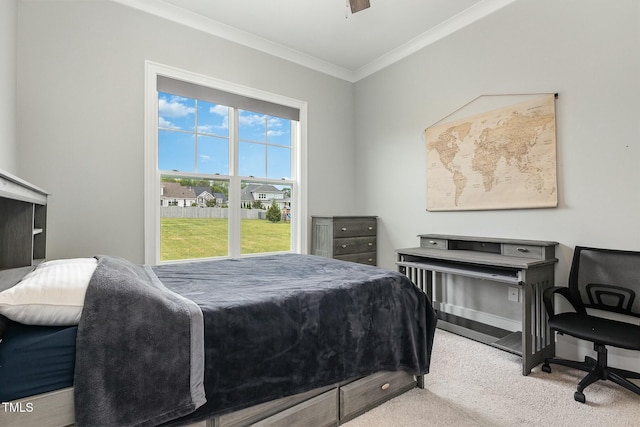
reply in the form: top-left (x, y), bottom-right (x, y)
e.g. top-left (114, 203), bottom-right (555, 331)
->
top-left (542, 246), bottom-right (640, 403)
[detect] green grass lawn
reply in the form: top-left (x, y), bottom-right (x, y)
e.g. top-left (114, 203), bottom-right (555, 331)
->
top-left (161, 218), bottom-right (291, 261)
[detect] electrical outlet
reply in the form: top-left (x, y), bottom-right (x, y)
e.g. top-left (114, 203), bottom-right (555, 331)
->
top-left (508, 286), bottom-right (519, 302)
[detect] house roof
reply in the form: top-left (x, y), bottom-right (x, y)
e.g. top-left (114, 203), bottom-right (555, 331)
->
top-left (194, 186), bottom-right (227, 202)
top-left (161, 182), bottom-right (196, 199)
top-left (240, 184), bottom-right (286, 202)
top-left (192, 186), bottom-right (211, 197)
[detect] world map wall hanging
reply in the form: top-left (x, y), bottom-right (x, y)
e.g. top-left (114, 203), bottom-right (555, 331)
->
top-left (425, 94), bottom-right (558, 211)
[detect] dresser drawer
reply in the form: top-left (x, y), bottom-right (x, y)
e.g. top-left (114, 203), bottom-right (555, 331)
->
top-left (333, 237), bottom-right (376, 255)
top-left (340, 371), bottom-right (415, 422)
top-left (253, 389), bottom-right (337, 427)
top-left (335, 251), bottom-right (376, 266)
top-left (502, 244), bottom-right (543, 260)
top-left (419, 238), bottom-right (448, 250)
top-left (311, 216), bottom-right (377, 266)
top-left (333, 218), bottom-right (376, 237)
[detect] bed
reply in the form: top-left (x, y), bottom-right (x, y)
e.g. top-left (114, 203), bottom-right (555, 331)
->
top-left (0, 252), bottom-right (436, 427)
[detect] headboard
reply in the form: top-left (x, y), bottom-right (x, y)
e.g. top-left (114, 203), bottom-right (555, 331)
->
top-left (0, 169), bottom-right (48, 336)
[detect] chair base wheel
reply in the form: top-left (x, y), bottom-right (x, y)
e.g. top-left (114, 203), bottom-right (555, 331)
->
top-left (541, 364), bottom-right (551, 373)
top-left (574, 391), bottom-right (586, 403)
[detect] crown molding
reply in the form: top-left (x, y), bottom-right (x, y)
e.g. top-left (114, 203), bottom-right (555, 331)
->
top-left (112, 0), bottom-right (517, 83)
top-left (111, 0), bottom-right (354, 81)
top-left (353, 0), bottom-right (518, 81)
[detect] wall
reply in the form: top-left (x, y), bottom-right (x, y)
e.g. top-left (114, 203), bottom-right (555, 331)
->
top-left (16, 0), bottom-right (356, 262)
top-left (0, 0), bottom-right (17, 173)
top-left (354, 0), bottom-right (640, 365)
top-left (14, 0), bottom-right (640, 369)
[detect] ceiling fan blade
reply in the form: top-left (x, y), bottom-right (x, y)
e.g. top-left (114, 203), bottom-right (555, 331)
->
top-left (349, 0), bottom-right (371, 14)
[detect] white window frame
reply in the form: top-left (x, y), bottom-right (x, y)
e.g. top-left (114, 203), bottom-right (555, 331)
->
top-left (144, 61), bottom-right (308, 265)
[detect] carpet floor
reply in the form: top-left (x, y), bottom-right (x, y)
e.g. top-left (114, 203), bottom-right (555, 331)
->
top-left (344, 329), bottom-right (640, 426)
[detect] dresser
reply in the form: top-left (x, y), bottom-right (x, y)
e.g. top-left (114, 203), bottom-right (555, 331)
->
top-left (397, 234), bottom-right (558, 375)
top-left (311, 216), bottom-right (377, 265)
top-left (0, 169), bottom-right (48, 269)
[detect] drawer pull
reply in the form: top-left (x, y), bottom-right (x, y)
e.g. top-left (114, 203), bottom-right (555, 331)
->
top-left (367, 258), bottom-right (373, 263)
top-left (341, 244), bottom-right (348, 249)
top-left (429, 240), bottom-right (438, 245)
top-left (368, 242), bottom-right (373, 246)
top-left (516, 247), bottom-right (529, 253)
top-left (341, 227), bottom-right (347, 232)
top-left (381, 383), bottom-right (390, 390)
top-left (368, 226), bottom-right (373, 231)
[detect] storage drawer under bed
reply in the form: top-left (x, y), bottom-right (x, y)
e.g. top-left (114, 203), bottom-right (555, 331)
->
top-left (339, 371), bottom-right (416, 422)
top-left (253, 389), bottom-right (337, 427)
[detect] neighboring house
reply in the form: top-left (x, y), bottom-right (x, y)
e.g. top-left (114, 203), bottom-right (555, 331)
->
top-left (160, 182), bottom-right (196, 207)
top-left (161, 182), bottom-right (288, 213)
top-left (240, 184), bottom-right (291, 211)
top-left (193, 186), bottom-right (227, 207)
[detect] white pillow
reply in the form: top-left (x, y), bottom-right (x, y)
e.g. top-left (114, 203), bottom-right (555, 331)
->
top-left (0, 258), bottom-right (97, 326)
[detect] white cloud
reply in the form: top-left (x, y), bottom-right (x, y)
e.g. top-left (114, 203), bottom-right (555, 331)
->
top-left (268, 117), bottom-right (284, 128)
top-left (204, 106), bottom-right (229, 131)
top-left (210, 105), bottom-right (229, 117)
top-left (159, 117), bottom-right (179, 129)
top-left (197, 125), bottom-right (215, 134)
top-left (199, 154), bottom-right (211, 163)
top-left (239, 112), bottom-right (266, 127)
top-left (159, 97), bottom-right (194, 118)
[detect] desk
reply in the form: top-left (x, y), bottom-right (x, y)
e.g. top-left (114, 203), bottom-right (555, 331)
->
top-left (397, 234), bottom-right (558, 375)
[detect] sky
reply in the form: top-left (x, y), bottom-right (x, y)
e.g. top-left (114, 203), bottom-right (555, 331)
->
top-left (158, 92), bottom-right (292, 179)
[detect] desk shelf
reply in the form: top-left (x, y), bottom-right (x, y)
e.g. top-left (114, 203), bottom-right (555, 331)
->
top-left (437, 317), bottom-right (523, 355)
top-left (397, 260), bottom-right (521, 284)
top-left (397, 234), bottom-right (558, 375)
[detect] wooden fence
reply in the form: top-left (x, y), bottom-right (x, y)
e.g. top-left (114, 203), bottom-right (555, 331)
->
top-left (161, 206), bottom-right (266, 220)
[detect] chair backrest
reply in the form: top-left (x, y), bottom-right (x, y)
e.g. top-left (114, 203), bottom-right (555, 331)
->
top-left (568, 246), bottom-right (640, 318)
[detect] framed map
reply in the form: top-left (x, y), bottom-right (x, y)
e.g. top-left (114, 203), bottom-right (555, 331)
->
top-left (426, 94), bottom-right (557, 211)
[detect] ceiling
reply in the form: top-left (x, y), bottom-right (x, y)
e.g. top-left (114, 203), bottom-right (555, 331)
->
top-left (112, 0), bottom-right (516, 82)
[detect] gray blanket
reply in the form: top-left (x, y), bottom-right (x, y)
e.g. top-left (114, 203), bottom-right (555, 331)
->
top-left (74, 254), bottom-right (436, 427)
top-left (155, 254), bottom-right (436, 425)
top-left (74, 256), bottom-right (206, 427)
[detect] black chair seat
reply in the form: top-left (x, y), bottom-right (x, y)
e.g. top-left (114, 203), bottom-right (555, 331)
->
top-left (542, 246), bottom-right (640, 403)
top-left (549, 312), bottom-right (640, 351)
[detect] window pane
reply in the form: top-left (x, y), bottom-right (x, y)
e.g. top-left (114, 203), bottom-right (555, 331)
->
top-left (197, 135), bottom-right (229, 175)
top-left (239, 141), bottom-right (266, 178)
top-left (240, 181), bottom-right (291, 255)
top-left (267, 145), bottom-right (291, 180)
top-left (239, 110), bottom-right (266, 142)
top-left (197, 101), bottom-right (229, 137)
top-left (159, 130), bottom-right (194, 173)
top-left (158, 92), bottom-right (195, 131)
top-left (267, 117), bottom-right (291, 147)
top-left (154, 83), bottom-right (299, 263)
top-left (160, 176), bottom-right (230, 261)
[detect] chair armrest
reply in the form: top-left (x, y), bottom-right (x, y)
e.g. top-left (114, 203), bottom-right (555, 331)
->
top-left (543, 286), bottom-right (582, 320)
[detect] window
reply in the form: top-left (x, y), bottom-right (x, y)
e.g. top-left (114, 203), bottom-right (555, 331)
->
top-left (145, 62), bottom-right (307, 264)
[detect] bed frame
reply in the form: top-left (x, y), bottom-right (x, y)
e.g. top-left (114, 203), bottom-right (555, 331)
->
top-left (3, 371), bottom-right (421, 426)
top-left (0, 170), bottom-right (425, 426)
